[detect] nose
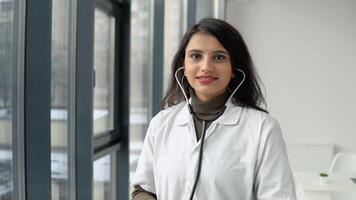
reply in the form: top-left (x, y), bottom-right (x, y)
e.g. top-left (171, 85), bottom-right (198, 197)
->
top-left (200, 57), bottom-right (213, 72)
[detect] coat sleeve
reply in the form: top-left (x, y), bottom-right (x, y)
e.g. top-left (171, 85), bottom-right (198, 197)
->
top-left (131, 121), bottom-right (156, 194)
top-left (131, 185), bottom-right (157, 200)
top-left (253, 116), bottom-right (297, 200)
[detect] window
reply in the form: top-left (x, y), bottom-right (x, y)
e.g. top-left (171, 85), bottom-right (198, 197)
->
top-left (51, 0), bottom-right (74, 199)
top-left (129, 0), bottom-right (151, 185)
top-left (93, 7), bottom-right (116, 136)
top-left (163, 0), bottom-right (183, 91)
top-left (93, 0), bottom-right (128, 199)
top-left (93, 154), bottom-right (115, 199)
top-left (0, 0), bottom-right (131, 199)
top-left (0, 0), bottom-right (18, 199)
top-left (196, 0), bottom-right (214, 20)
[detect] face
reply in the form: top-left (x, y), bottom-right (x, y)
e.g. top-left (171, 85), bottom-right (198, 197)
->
top-left (184, 32), bottom-right (232, 101)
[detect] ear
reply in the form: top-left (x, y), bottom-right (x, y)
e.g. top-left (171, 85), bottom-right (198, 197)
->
top-left (183, 66), bottom-right (186, 76)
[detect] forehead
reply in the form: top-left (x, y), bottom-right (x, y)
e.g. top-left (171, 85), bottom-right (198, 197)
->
top-left (185, 32), bottom-right (227, 52)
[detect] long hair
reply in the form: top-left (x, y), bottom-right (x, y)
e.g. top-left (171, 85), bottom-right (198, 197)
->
top-left (161, 18), bottom-right (267, 113)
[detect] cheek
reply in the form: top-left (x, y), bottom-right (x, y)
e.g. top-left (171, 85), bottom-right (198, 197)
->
top-left (184, 64), bottom-right (196, 76)
top-left (220, 67), bottom-right (233, 80)
top-left (183, 56), bottom-right (192, 67)
top-left (184, 68), bottom-right (198, 87)
top-left (183, 58), bottom-right (190, 74)
top-left (219, 69), bottom-right (233, 88)
top-left (184, 68), bottom-right (195, 82)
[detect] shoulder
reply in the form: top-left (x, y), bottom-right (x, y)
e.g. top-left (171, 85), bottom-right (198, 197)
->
top-left (240, 106), bottom-right (281, 131)
top-left (145, 102), bottom-right (187, 142)
top-left (238, 107), bottom-right (285, 150)
top-left (242, 107), bottom-right (276, 122)
top-left (149, 102), bottom-right (186, 128)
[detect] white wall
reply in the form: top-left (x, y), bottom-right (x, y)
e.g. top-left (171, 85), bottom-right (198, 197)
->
top-left (226, 0), bottom-right (356, 154)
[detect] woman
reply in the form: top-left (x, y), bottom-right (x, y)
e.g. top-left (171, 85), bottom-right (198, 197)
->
top-left (132, 18), bottom-right (296, 200)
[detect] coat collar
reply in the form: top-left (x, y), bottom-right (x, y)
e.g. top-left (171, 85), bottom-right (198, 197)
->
top-left (176, 100), bottom-right (243, 126)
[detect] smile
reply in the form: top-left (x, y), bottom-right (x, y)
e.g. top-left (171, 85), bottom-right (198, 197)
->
top-left (196, 76), bottom-right (218, 84)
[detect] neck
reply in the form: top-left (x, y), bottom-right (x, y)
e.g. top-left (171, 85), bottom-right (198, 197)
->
top-left (190, 88), bottom-right (227, 115)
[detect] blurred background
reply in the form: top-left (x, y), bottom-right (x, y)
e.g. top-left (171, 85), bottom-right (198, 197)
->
top-left (0, 0), bottom-right (355, 200)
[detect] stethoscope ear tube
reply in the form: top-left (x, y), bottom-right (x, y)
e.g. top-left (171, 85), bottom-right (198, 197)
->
top-left (226, 68), bottom-right (246, 104)
top-left (175, 67), bottom-right (189, 103)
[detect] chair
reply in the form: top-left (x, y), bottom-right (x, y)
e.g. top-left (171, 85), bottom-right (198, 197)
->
top-left (329, 152), bottom-right (356, 173)
top-left (328, 152), bottom-right (356, 200)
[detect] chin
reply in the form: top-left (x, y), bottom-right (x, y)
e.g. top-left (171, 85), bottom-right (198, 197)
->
top-left (195, 91), bottom-right (219, 100)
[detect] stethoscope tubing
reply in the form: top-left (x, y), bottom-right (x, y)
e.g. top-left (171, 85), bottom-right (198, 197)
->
top-left (174, 66), bottom-right (245, 200)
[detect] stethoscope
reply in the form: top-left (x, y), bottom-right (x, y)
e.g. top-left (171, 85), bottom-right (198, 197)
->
top-left (174, 66), bottom-right (245, 200)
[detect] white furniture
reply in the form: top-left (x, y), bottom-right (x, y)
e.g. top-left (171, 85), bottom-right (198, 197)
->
top-left (295, 171), bottom-right (356, 200)
top-left (328, 153), bottom-right (356, 200)
top-left (329, 153), bottom-right (356, 173)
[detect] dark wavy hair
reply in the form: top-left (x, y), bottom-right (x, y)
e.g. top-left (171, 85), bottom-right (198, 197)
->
top-left (161, 18), bottom-right (267, 113)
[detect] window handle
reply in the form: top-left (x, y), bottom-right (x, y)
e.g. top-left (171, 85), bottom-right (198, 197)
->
top-left (93, 69), bottom-right (96, 87)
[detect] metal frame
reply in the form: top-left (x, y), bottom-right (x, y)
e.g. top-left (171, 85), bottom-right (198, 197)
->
top-left (93, 1), bottom-right (131, 200)
top-left (24, 0), bottom-right (52, 199)
top-left (110, 154), bottom-right (117, 200)
top-left (182, 0), bottom-right (196, 33)
top-left (149, 0), bottom-right (164, 117)
top-left (13, 0), bottom-right (26, 199)
top-left (68, 0), bottom-right (78, 199)
top-left (76, 0), bottom-right (94, 199)
top-left (214, 0), bottom-right (226, 19)
top-left (93, 0), bottom-right (121, 157)
top-left (9, 0), bottom-right (131, 199)
top-left (116, 2), bottom-right (130, 199)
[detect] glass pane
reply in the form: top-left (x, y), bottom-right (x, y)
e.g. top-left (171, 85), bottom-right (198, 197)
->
top-left (51, 0), bottom-right (70, 199)
top-left (196, 0), bottom-right (214, 20)
top-left (164, 0), bottom-right (182, 92)
top-left (93, 8), bottom-right (115, 135)
top-left (129, 1), bottom-right (151, 197)
top-left (0, 0), bottom-right (14, 199)
top-left (93, 155), bottom-right (113, 200)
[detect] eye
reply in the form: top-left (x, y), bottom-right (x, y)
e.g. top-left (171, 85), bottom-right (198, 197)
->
top-left (189, 53), bottom-right (202, 61)
top-left (214, 54), bottom-right (226, 61)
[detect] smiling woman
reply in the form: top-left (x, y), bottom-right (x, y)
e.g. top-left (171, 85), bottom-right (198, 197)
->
top-left (183, 32), bottom-right (232, 101)
top-left (131, 18), bottom-right (297, 200)
top-left (161, 18), bottom-right (267, 112)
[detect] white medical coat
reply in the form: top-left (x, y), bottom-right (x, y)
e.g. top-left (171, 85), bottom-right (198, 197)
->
top-left (132, 102), bottom-right (297, 200)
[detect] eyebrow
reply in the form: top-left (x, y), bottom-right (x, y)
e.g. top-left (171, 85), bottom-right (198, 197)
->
top-left (186, 49), bottom-right (229, 55)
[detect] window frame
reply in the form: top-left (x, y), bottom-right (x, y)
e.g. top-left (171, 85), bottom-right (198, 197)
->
top-left (24, 0), bottom-right (52, 199)
top-left (93, 0), bottom-right (130, 200)
top-left (7, 0), bottom-right (130, 200)
top-left (93, 0), bottom-right (122, 158)
top-left (75, 0), bottom-right (95, 199)
top-left (12, 0), bottom-right (26, 199)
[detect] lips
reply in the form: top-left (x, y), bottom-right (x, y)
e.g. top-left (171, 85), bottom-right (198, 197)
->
top-left (196, 75), bottom-right (218, 84)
